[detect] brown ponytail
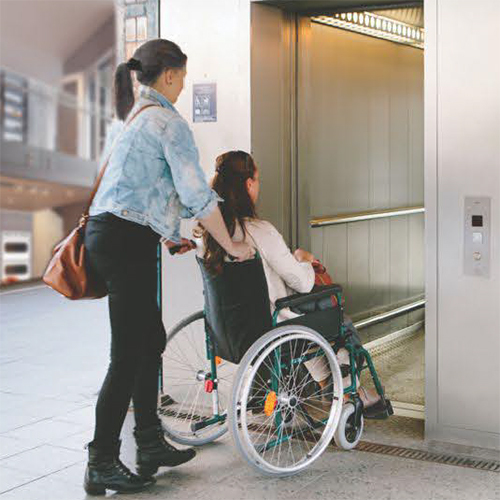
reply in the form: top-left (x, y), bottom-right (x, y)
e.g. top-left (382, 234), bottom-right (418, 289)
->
top-left (113, 39), bottom-right (187, 120)
top-left (199, 151), bottom-right (258, 275)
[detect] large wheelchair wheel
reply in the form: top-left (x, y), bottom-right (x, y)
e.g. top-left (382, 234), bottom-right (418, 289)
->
top-left (159, 311), bottom-right (236, 446)
top-left (229, 325), bottom-right (343, 476)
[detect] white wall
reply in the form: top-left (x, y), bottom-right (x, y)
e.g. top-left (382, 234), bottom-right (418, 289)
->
top-left (425, 0), bottom-right (500, 449)
top-left (32, 209), bottom-right (64, 277)
top-left (160, 0), bottom-right (252, 329)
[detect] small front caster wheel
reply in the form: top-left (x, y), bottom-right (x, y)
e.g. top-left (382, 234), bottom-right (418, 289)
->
top-left (334, 402), bottom-right (363, 450)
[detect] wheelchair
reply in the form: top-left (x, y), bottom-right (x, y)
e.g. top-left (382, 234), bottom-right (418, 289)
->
top-left (159, 256), bottom-right (393, 476)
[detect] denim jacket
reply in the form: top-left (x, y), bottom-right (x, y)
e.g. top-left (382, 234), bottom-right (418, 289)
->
top-left (89, 86), bottom-right (221, 242)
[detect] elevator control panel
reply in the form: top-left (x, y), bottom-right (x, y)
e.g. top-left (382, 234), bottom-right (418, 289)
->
top-left (464, 197), bottom-right (491, 277)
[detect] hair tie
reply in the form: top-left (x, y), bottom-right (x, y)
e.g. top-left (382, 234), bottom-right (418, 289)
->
top-left (126, 58), bottom-right (142, 71)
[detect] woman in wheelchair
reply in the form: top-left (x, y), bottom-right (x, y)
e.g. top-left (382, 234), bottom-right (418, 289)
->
top-left (197, 150), bottom-right (383, 413)
top-left (161, 150), bottom-right (392, 475)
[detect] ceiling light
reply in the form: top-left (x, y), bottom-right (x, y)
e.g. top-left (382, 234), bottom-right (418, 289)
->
top-left (312, 12), bottom-right (424, 50)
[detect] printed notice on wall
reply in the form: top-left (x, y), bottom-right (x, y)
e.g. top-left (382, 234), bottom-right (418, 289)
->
top-left (193, 83), bottom-right (217, 123)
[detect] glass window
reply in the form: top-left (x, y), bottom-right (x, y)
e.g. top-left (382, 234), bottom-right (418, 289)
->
top-left (137, 16), bottom-right (147, 41)
top-left (125, 18), bottom-right (136, 42)
top-left (1, 71), bottom-right (27, 142)
top-left (126, 42), bottom-right (137, 61)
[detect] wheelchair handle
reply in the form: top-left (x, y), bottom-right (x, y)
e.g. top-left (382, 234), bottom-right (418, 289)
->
top-left (168, 239), bottom-right (197, 255)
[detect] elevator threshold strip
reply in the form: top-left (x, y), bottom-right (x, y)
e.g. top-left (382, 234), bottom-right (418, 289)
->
top-left (159, 407), bottom-right (500, 473)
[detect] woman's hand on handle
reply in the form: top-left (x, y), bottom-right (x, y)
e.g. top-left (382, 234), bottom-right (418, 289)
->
top-left (162, 238), bottom-right (196, 255)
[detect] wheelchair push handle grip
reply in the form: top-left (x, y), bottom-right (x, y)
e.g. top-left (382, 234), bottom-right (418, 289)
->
top-left (168, 239), bottom-right (197, 255)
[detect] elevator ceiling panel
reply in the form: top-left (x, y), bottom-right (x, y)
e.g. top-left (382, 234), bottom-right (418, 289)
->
top-left (372, 6), bottom-right (423, 27)
top-left (255, 0), bottom-right (423, 14)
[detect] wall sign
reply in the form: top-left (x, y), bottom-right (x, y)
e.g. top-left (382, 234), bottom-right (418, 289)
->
top-left (193, 83), bottom-right (217, 123)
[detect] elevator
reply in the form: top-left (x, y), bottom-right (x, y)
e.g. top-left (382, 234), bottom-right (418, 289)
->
top-left (251, 1), bottom-right (425, 417)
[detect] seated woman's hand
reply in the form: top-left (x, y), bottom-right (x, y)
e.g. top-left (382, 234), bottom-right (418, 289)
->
top-left (293, 248), bottom-right (315, 263)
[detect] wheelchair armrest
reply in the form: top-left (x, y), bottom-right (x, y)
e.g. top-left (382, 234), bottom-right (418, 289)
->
top-left (275, 284), bottom-right (343, 311)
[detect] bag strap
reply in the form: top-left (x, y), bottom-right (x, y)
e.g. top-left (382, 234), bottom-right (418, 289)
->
top-left (81, 104), bottom-right (157, 219)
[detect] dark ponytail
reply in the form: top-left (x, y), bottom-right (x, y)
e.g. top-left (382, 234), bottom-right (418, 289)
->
top-left (114, 62), bottom-right (135, 120)
top-left (113, 39), bottom-right (187, 120)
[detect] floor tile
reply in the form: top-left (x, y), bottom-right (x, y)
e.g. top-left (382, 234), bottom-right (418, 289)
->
top-left (0, 445), bottom-right (85, 476)
top-left (49, 429), bottom-right (92, 453)
top-left (0, 399), bottom-right (90, 421)
top-left (55, 405), bottom-right (95, 427)
top-left (43, 461), bottom-right (86, 487)
top-left (0, 466), bottom-right (42, 494)
top-left (0, 412), bottom-right (48, 434)
top-left (0, 472), bottom-right (85, 500)
top-left (0, 436), bottom-right (38, 460)
top-left (2, 418), bottom-right (88, 447)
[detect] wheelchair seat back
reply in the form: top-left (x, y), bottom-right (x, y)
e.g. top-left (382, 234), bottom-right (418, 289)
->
top-left (196, 256), bottom-right (273, 364)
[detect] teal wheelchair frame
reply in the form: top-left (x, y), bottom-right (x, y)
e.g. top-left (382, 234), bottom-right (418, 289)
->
top-left (159, 254), bottom-right (393, 475)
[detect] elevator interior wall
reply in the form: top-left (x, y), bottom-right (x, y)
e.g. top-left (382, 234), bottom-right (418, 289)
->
top-left (297, 19), bottom-right (424, 329)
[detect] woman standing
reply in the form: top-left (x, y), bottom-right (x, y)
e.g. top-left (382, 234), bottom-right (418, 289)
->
top-left (83, 40), bottom-right (254, 496)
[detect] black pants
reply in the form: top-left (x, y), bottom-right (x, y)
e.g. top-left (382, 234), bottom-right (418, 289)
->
top-left (85, 213), bottom-right (166, 449)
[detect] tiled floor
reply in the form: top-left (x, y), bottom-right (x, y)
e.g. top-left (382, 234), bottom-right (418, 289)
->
top-left (0, 284), bottom-right (107, 498)
top-left (0, 284), bottom-right (498, 500)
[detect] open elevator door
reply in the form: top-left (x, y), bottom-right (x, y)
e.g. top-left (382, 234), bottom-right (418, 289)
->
top-left (251, 1), bottom-right (425, 417)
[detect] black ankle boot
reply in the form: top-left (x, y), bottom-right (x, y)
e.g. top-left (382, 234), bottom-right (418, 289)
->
top-left (134, 424), bottom-right (196, 477)
top-left (83, 441), bottom-right (155, 496)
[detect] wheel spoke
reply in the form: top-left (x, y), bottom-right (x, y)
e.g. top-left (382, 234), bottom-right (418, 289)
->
top-left (160, 313), bottom-right (232, 445)
top-left (233, 330), bottom-right (343, 474)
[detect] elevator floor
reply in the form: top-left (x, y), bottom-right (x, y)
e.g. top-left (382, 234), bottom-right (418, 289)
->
top-left (362, 327), bottom-right (425, 407)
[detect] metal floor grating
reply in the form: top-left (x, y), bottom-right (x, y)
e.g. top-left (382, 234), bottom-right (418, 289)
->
top-left (354, 441), bottom-right (500, 472)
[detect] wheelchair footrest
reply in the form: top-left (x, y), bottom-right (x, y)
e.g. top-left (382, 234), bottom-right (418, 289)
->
top-left (363, 399), bottom-right (394, 420)
top-left (190, 414), bottom-right (226, 432)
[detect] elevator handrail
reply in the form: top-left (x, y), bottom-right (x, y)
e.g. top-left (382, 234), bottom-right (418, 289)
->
top-left (310, 206), bottom-right (425, 228)
top-left (353, 298), bottom-right (426, 330)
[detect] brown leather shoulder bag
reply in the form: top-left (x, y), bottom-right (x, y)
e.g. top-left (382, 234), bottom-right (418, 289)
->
top-left (43, 104), bottom-right (156, 300)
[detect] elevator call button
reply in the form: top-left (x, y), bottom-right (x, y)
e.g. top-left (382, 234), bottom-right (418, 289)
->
top-left (472, 232), bottom-right (483, 244)
top-left (464, 197), bottom-right (490, 278)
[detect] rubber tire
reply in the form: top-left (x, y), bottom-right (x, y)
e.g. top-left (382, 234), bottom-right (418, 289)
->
top-left (229, 325), bottom-right (343, 476)
top-left (334, 402), bottom-right (363, 450)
